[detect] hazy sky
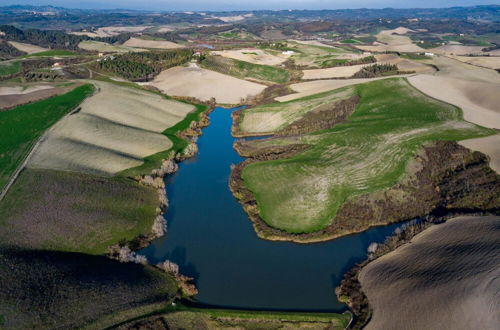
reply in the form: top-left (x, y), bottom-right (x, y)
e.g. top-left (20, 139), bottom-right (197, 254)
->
top-left (3, 0), bottom-right (496, 11)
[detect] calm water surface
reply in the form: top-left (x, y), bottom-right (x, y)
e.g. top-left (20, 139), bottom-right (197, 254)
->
top-left (140, 107), bottom-right (401, 312)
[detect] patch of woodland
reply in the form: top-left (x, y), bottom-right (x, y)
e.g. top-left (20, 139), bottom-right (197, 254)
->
top-left (92, 49), bottom-right (193, 81)
top-left (351, 63), bottom-right (410, 78)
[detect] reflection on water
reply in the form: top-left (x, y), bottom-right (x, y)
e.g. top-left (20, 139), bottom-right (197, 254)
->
top-left (140, 107), bottom-right (402, 312)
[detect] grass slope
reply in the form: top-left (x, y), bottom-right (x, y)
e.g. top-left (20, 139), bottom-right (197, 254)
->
top-left (0, 168), bottom-right (158, 254)
top-left (0, 84), bottom-right (93, 192)
top-left (0, 60), bottom-right (21, 76)
top-left (240, 78), bottom-right (494, 233)
top-left (201, 55), bottom-right (289, 84)
top-left (0, 248), bottom-right (178, 329)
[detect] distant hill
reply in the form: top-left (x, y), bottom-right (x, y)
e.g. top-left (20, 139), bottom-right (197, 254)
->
top-left (0, 4), bottom-right (498, 30)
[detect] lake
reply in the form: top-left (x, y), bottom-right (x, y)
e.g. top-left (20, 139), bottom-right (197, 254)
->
top-left (140, 106), bottom-right (401, 312)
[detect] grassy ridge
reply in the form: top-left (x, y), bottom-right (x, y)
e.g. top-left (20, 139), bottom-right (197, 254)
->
top-left (241, 78), bottom-right (494, 233)
top-left (0, 84), bottom-right (94, 192)
top-left (201, 55), bottom-right (290, 84)
top-left (0, 60), bottom-right (21, 76)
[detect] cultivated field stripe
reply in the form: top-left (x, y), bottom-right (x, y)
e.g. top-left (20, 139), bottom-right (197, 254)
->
top-left (28, 81), bottom-right (196, 176)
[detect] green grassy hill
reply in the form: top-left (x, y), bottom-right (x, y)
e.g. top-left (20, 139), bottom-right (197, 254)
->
top-left (239, 78), bottom-right (494, 233)
top-left (0, 168), bottom-right (159, 254)
top-left (0, 248), bottom-right (178, 329)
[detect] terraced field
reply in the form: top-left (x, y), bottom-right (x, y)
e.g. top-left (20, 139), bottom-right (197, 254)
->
top-left (28, 81), bottom-right (196, 176)
top-left (238, 78), bottom-right (493, 233)
top-left (448, 55), bottom-right (500, 70)
top-left (0, 83), bottom-right (74, 109)
top-left (20, 49), bottom-right (78, 57)
top-left (302, 64), bottom-right (370, 79)
top-left (0, 247), bottom-right (178, 329)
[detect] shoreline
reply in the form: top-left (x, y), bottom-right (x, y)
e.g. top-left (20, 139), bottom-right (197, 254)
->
top-left (131, 107), bottom-right (213, 250)
top-left (106, 103), bottom-right (214, 297)
top-left (105, 100), bottom-right (272, 302)
top-left (230, 139), bottom-right (500, 244)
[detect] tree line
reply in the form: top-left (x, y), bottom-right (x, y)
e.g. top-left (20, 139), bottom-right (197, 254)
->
top-left (0, 25), bottom-right (89, 50)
